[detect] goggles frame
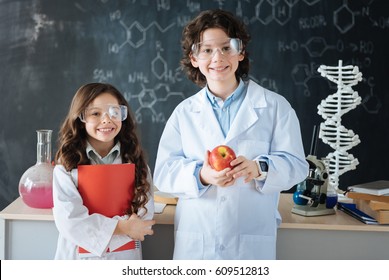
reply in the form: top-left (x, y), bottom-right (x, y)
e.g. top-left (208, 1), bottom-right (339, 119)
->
top-left (191, 38), bottom-right (243, 60)
top-left (79, 104), bottom-right (128, 123)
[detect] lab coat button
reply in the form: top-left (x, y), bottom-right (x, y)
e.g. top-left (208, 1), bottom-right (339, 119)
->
top-left (219, 245), bottom-right (225, 251)
top-left (220, 196), bottom-right (226, 202)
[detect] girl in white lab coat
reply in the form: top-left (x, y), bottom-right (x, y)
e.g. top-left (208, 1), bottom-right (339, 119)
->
top-left (53, 83), bottom-right (155, 259)
top-left (154, 10), bottom-right (309, 259)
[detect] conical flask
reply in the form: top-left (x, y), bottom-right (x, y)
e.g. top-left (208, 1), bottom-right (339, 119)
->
top-left (18, 129), bottom-right (54, 208)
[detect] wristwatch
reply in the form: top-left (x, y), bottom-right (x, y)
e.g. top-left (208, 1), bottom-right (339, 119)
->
top-left (255, 160), bottom-right (268, 181)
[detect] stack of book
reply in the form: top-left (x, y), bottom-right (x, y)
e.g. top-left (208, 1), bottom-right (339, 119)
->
top-left (343, 180), bottom-right (389, 224)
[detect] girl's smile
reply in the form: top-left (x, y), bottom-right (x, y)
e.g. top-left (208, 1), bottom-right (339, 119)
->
top-left (84, 93), bottom-right (122, 157)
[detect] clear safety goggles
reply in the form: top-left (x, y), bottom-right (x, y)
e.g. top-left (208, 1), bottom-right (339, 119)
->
top-left (191, 38), bottom-right (243, 60)
top-left (79, 104), bottom-right (128, 124)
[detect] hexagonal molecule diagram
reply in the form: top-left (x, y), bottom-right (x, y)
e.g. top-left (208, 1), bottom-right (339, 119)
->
top-left (317, 60), bottom-right (362, 190)
top-left (129, 83), bottom-right (185, 124)
top-left (109, 20), bottom-right (175, 53)
top-left (334, 2), bottom-right (355, 34)
top-left (253, 0), bottom-right (292, 26)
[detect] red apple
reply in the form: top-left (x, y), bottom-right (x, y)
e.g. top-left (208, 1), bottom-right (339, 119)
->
top-left (209, 145), bottom-right (236, 171)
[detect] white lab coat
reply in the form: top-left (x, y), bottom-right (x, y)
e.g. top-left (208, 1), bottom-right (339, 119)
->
top-left (52, 156), bottom-right (154, 260)
top-left (154, 80), bottom-right (308, 260)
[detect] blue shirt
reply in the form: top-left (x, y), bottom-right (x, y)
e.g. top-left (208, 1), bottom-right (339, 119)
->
top-left (195, 79), bottom-right (248, 188)
top-left (206, 79), bottom-right (247, 137)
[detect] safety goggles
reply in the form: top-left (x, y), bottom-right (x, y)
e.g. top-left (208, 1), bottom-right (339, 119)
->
top-left (79, 104), bottom-right (128, 124)
top-left (191, 38), bottom-right (243, 60)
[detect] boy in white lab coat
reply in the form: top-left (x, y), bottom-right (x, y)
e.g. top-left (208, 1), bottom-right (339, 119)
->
top-left (154, 9), bottom-right (309, 259)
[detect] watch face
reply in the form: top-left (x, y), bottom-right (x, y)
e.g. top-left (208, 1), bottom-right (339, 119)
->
top-left (259, 161), bottom-right (268, 172)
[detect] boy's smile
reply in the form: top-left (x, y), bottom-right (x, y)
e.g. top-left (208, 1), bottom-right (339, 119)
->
top-left (190, 28), bottom-right (244, 99)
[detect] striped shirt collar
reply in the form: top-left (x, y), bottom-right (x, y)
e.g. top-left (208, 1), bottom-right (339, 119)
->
top-left (86, 141), bottom-right (121, 165)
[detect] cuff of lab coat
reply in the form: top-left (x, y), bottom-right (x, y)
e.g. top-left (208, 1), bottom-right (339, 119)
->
top-left (194, 164), bottom-right (210, 191)
top-left (108, 215), bottom-right (133, 251)
top-left (109, 235), bottom-right (133, 251)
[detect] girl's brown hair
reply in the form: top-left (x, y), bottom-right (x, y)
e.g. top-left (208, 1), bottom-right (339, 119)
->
top-left (55, 83), bottom-right (150, 215)
top-left (180, 9), bottom-right (251, 87)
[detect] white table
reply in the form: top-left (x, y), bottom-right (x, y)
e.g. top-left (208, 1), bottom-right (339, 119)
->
top-left (1, 195), bottom-right (389, 259)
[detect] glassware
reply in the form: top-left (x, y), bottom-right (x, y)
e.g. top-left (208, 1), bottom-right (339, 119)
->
top-left (326, 184), bottom-right (338, 209)
top-left (293, 180), bottom-right (308, 205)
top-left (322, 157), bottom-right (338, 209)
top-left (18, 129), bottom-right (54, 208)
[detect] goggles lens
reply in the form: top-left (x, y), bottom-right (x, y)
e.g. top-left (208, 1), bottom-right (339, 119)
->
top-left (191, 38), bottom-right (242, 60)
top-left (79, 104), bottom-right (128, 123)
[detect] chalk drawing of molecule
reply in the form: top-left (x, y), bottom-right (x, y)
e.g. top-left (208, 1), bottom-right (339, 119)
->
top-left (124, 83), bottom-right (185, 124)
top-left (317, 60), bottom-right (362, 190)
top-left (109, 20), bottom-right (175, 53)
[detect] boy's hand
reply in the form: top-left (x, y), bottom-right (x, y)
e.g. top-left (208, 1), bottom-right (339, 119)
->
top-left (226, 156), bottom-right (260, 183)
top-left (200, 151), bottom-right (235, 187)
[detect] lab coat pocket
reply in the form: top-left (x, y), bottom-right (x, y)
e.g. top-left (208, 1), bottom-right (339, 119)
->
top-left (238, 234), bottom-right (276, 260)
top-left (173, 230), bottom-right (203, 260)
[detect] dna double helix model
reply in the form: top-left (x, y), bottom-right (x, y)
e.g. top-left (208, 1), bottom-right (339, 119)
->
top-left (317, 60), bottom-right (363, 190)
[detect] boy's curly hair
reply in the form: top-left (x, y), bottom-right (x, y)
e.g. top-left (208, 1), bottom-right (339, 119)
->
top-left (180, 9), bottom-right (251, 87)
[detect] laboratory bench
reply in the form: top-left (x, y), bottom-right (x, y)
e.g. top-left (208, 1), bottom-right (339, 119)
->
top-left (1, 194), bottom-right (388, 260)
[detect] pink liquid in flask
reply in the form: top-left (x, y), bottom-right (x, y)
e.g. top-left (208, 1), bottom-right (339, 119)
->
top-left (19, 183), bottom-right (53, 208)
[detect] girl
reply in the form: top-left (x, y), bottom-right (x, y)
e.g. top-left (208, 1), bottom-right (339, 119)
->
top-left (53, 83), bottom-right (155, 260)
top-left (154, 9), bottom-right (309, 259)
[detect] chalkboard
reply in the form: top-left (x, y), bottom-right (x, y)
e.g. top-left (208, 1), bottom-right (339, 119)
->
top-left (1, 0), bottom-right (388, 210)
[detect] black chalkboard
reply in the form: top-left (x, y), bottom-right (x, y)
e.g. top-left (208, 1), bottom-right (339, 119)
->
top-left (1, 0), bottom-right (388, 210)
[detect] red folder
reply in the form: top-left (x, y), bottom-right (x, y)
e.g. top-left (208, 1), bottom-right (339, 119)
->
top-left (78, 163), bottom-right (135, 217)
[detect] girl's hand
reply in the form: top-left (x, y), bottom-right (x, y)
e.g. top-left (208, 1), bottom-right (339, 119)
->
top-left (226, 156), bottom-right (260, 183)
top-left (200, 151), bottom-right (236, 187)
top-left (115, 214), bottom-right (155, 241)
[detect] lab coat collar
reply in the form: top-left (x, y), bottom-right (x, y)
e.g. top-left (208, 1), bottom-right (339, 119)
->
top-left (189, 87), bottom-right (226, 141)
top-left (189, 80), bottom-right (267, 111)
top-left (225, 81), bottom-right (265, 143)
top-left (189, 80), bottom-right (268, 144)
top-left (245, 79), bottom-right (268, 108)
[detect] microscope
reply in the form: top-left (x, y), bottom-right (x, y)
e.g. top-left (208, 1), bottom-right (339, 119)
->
top-left (291, 126), bottom-right (336, 216)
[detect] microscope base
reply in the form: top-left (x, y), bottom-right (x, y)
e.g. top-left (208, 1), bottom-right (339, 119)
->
top-left (292, 205), bottom-right (336, 216)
